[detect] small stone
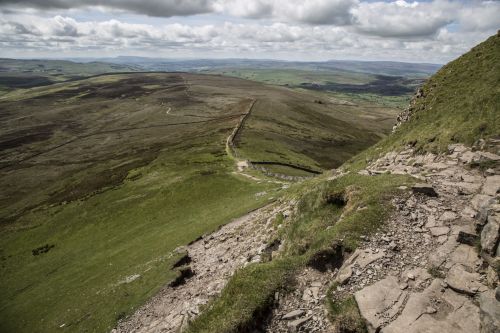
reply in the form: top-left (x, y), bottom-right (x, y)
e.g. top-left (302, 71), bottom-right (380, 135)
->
top-left (456, 231), bottom-right (479, 246)
top-left (282, 309), bottom-right (305, 320)
top-left (426, 306), bottom-right (437, 314)
top-left (399, 283), bottom-right (408, 290)
top-left (430, 226), bottom-right (450, 237)
top-left (287, 316), bottom-right (311, 332)
top-left (407, 273), bottom-right (415, 280)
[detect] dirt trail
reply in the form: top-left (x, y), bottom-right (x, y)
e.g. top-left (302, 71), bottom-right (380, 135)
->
top-left (114, 202), bottom-right (290, 333)
top-left (264, 143), bottom-right (500, 332)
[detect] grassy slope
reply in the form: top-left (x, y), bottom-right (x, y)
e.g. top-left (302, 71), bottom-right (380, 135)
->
top-left (186, 32), bottom-right (499, 333)
top-left (235, 89), bottom-right (399, 170)
top-left (0, 73), bottom-right (280, 332)
top-left (374, 32), bottom-right (500, 154)
top-left (1, 153), bottom-right (275, 333)
top-left (0, 71), bottom-right (398, 332)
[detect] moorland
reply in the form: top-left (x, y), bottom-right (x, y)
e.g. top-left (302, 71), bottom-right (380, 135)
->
top-left (0, 69), bottom-right (401, 332)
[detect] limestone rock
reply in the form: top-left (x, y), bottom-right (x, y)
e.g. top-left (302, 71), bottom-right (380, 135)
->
top-left (355, 276), bottom-right (405, 333)
top-left (479, 290), bottom-right (500, 333)
top-left (282, 309), bottom-right (305, 320)
top-left (482, 175), bottom-right (500, 196)
top-left (471, 194), bottom-right (495, 211)
top-left (287, 316), bottom-right (310, 332)
top-left (446, 264), bottom-right (486, 295)
top-left (384, 280), bottom-right (480, 333)
top-left (481, 216), bottom-right (500, 255)
top-left (430, 226), bottom-right (450, 237)
top-left (356, 249), bottom-right (386, 268)
top-left (335, 265), bottom-right (353, 285)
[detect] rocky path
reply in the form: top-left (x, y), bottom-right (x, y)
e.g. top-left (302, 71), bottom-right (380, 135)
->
top-left (265, 142), bottom-right (499, 332)
top-left (114, 202), bottom-right (291, 333)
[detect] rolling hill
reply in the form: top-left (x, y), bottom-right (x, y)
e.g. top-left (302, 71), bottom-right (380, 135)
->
top-left (0, 72), bottom-right (399, 332)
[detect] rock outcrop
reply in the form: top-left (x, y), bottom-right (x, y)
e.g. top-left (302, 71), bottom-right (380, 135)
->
top-left (341, 142), bottom-right (499, 333)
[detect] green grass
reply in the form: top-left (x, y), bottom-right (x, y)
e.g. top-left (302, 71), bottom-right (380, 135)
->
top-left (234, 92), bottom-right (398, 170)
top-left (204, 68), bottom-right (374, 86)
top-left (0, 73), bottom-right (285, 332)
top-left (187, 257), bottom-right (303, 333)
top-left (0, 144), bottom-right (278, 332)
top-left (327, 294), bottom-right (367, 333)
top-left (205, 68), bottom-right (420, 110)
top-left (374, 32), bottom-right (500, 154)
top-left (341, 33), bottom-right (500, 175)
top-left (186, 172), bottom-right (414, 332)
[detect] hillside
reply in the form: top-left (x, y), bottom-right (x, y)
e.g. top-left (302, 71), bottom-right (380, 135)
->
top-left (139, 33), bottom-right (500, 333)
top-left (0, 58), bottom-right (139, 91)
top-left (0, 72), bottom-right (399, 333)
top-left (379, 32), bottom-right (500, 153)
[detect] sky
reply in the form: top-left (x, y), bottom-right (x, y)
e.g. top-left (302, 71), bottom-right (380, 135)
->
top-left (0, 0), bottom-right (498, 63)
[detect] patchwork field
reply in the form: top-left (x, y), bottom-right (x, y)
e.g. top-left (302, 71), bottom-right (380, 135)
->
top-left (0, 72), bottom-right (399, 332)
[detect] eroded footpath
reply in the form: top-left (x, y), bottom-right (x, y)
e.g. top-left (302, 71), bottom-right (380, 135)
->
top-left (114, 202), bottom-right (291, 333)
top-left (264, 142), bottom-right (499, 332)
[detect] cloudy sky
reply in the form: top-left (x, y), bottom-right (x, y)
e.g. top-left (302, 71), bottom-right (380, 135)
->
top-left (0, 0), bottom-right (498, 63)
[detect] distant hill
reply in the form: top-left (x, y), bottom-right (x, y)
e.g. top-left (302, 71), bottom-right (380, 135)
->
top-left (0, 58), bottom-right (139, 90)
top-left (72, 56), bottom-right (441, 78)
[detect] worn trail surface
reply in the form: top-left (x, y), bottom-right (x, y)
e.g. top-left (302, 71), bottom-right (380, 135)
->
top-left (264, 142), bottom-right (500, 332)
top-left (114, 202), bottom-right (289, 333)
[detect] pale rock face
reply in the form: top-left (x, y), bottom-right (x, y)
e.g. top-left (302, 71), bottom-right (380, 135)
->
top-left (479, 290), bottom-right (500, 333)
top-left (354, 276), bottom-right (405, 332)
top-left (384, 279), bottom-right (480, 333)
top-left (446, 264), bottom-right (487, 295)
top-left (331, 143), bottom-right (499, 333)
top-left (481, 215), bottom-right (500, 255)
top-left (482, 175), bottom-right (500, 196)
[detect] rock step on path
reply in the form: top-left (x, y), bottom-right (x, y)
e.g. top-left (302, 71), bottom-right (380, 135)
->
top-left (345, 142), bottom-right (499, 333)
top-left (265, 142), bottom-right (499, 333)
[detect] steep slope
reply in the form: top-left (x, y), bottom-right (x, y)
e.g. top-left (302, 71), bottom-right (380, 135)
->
top-left (386, 32), bottom-right (500, 152)
top-left (180, 33), bottom-right (500, 333)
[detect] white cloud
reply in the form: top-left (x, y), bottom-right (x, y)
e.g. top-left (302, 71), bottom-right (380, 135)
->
top-left (0, 1), bottom-right (498, 61)
top-left (215, 0), bottom-right (357, 25)
top-left (352, 0), bottom-right (455, 38)
top-left (0, 0), bottom-right (213, 17)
